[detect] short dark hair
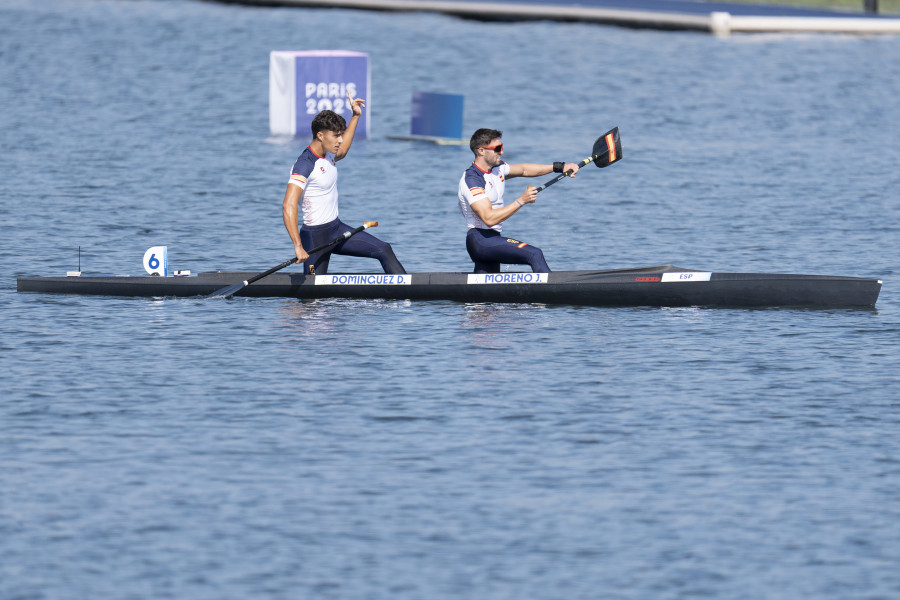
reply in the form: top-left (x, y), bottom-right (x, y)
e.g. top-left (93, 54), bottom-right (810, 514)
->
top-left (469, 128), bottom-right (502, 154)
top-left (311, 110), bottom-right (347, 138)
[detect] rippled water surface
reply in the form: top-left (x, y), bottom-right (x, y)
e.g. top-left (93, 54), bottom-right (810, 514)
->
top-left (2, 1), bottom-right (899, 598)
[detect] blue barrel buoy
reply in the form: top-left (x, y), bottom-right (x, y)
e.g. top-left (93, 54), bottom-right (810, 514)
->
top-left (410, 92), bottom-right (464, 139)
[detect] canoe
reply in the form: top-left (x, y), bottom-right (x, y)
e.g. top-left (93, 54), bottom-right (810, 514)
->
top-left (17, 265), bottom-right (881, 308)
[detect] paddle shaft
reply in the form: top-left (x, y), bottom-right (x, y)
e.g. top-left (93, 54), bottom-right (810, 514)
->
top-left (208, 221), bottom-right (377, 298)
top-left (246, 222), bottom-right (375, 286)
top-left (533, 156), bottom-right (595, 193)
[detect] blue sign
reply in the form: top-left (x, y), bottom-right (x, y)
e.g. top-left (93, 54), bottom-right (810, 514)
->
top-left (270, 51), bottom-right (370, 138)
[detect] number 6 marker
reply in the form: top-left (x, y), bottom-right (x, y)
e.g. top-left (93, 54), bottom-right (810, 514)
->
top-left (143, 246), bottom-right (168, 276)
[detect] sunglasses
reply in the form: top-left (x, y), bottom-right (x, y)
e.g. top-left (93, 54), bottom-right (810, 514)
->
top-left (477, 143), bottom-right (503, 153)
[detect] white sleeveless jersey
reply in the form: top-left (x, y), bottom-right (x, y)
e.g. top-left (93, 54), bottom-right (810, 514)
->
top-left (288, 146), bottom-right (339, 226)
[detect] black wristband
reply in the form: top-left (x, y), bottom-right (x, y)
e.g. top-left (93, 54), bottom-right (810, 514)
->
top-left (553, 162), bottom-right (565, 173)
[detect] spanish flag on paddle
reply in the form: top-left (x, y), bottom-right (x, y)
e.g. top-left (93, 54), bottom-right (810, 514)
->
top-left (592, 127), bottom-right (622, 168)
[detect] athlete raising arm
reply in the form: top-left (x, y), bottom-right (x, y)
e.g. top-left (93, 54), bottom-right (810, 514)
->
top-left (282, 91), bottom-right (405, 275)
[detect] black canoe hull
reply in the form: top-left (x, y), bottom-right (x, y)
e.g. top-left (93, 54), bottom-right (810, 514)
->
top-left (17, 265), bottom-right (881, 308)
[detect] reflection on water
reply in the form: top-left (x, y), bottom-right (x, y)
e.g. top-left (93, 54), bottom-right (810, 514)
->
top-left (275, 299), bottom-right (337, 342)
top-left (460, 303), bottom-right (544, 351)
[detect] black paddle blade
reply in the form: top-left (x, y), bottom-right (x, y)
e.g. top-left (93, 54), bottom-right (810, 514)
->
top-left (592, 127), bottom-right (622, 168)
top-left (207, 281), bottom-right (247, 299)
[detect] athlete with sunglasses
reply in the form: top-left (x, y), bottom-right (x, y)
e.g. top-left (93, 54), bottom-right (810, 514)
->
top-left (457, 128), bottom-right (579, 274)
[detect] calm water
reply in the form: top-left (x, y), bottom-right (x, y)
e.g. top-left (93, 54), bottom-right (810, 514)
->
top-left (2, 1), bottom-right (900, 598)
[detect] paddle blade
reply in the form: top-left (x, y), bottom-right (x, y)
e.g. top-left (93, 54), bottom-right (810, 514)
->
top-left (206, 280), bottom-right (247, 299)
top-left (592, 127), bottom-right (622, 168)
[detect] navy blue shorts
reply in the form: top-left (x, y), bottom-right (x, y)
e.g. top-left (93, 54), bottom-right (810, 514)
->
top-left (300, 219), bottom-right (406, 275)
top-left (465, 228), bottom-right (550, 274)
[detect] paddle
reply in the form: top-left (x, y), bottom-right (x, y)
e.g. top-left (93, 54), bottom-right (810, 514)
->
top-left (534, 127), bottom-right (622, 193)
top-left (207, 221), bottom-right (379, 299)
